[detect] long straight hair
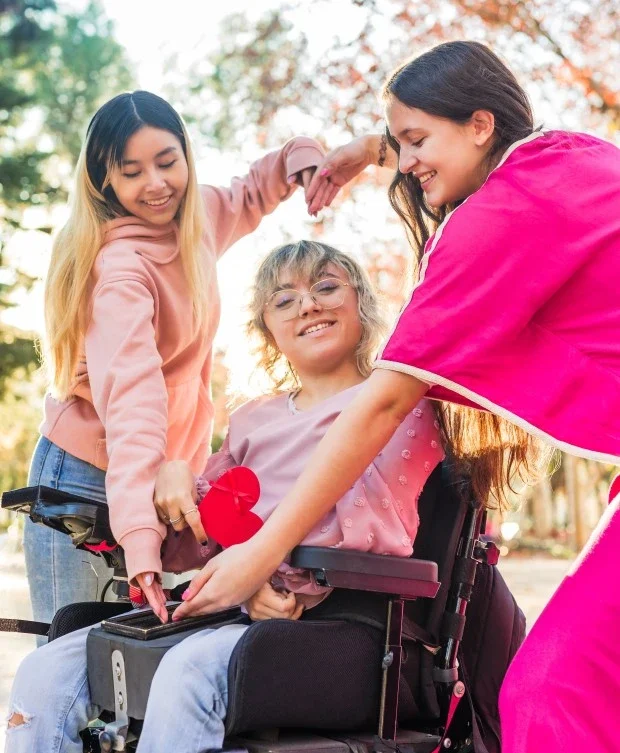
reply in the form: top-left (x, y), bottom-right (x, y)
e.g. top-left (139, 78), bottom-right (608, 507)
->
top-left (383, 42), bottom-right (550, 508)
top-left (44, 91), bottom-right (208, 400)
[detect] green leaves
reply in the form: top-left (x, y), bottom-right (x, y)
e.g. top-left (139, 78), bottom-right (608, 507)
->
top-left (0, 0), bottom-right (135, 398)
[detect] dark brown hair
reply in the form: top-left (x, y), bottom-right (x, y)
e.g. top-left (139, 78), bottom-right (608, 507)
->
top-left (383, 41), bottom-right (549, 509)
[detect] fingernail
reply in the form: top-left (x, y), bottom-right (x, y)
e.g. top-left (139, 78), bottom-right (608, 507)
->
top-left (181, 589), bottom-right (190, 600)
top-left (320, 169), bottom-right (329, 176)
top-left (287, 176), bottom-right (296, 183)
top-left (145, 574), bottom-right (153, 587)
top-left (172, 615), bottom-right (180, 622)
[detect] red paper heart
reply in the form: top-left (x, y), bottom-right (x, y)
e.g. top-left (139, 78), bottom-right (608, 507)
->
top-left (198, 466), bottom-right (263, 548)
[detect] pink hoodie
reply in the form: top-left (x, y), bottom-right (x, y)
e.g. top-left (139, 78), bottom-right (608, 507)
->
top-left (40, 137), bottom-right (324, 582)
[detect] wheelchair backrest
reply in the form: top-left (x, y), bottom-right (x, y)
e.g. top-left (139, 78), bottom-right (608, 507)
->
top-left (409, 462), bottom-right (471, 637)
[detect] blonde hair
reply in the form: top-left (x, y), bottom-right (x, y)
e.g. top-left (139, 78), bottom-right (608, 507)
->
top-left (247, 240), bottom-right (386, 391)
top-left (44, 91), bottom-right (208, 400)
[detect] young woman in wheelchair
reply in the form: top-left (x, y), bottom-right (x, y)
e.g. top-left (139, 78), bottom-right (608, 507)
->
top-left (6, 240), bottom-right (443, 752)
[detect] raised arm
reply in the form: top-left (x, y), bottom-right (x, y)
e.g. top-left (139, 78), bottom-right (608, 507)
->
top-left (203, 136), bottom-right (324, 257)
top-left (305, 134), bottom-right (398, 215)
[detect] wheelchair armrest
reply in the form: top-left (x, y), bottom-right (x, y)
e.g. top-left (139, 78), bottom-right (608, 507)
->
top-left (290, 546), bottom-right (440, 599)
top-left (1, 485), bottom-right (116, 549)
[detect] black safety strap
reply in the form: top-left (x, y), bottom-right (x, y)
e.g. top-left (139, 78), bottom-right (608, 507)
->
top-left (0, 617), bottom-right (50, 636)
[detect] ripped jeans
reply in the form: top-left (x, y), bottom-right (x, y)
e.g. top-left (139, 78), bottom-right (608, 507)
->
top-left (5, 621), bottom-right (248, 753)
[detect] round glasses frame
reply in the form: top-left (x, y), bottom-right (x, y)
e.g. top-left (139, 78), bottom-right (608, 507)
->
top-left (264, 278), bottom-right (352, 321)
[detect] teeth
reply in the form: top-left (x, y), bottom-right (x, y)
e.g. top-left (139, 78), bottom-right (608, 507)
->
top-left (145, 197), bottom-right (171, 206)
top-left (302, 322), bottom-right (332, 335)
top-left (418, 171), bottom-right (436, 184)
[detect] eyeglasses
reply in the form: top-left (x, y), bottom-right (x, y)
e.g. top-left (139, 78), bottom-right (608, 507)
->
top-left (264, 278), bottom-right (351, 321)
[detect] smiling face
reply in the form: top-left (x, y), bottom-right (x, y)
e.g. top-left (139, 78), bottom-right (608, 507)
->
top-left (107, 126), bottom-right (189, 225)
top-left (262, 262), bottom-right (363, 378)
top-left (386, 97), bottom-right (495, 208)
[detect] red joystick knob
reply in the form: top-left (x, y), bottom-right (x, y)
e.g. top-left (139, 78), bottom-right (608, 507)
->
top-left (198, 466), bottom-right (263, 548)
top-left (129, 584), bottom-right (146, 606)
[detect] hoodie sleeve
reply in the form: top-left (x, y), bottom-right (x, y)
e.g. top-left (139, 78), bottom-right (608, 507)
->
top-left (202, 136), bottom-right (324, 258)
top-left (85, 275), bottom-right (168, 584)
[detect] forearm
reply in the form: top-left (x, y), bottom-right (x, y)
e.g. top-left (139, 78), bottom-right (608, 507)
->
top-left (363, 134), bottom-right (398, 170)
top-left (252, 369), bottom-right (428, 564)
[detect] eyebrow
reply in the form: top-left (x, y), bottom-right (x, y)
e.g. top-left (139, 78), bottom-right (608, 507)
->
top-left (122, 146), bottom-right (178, 166)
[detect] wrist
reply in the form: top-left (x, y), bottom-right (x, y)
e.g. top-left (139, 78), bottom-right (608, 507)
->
top-left (362, 134), bottom-right (383, 167)
top-left (249, 524), bottom-right (289, 572)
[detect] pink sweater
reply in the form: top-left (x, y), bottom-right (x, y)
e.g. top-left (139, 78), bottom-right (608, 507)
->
top-left (40, 137), bottom-right (324, 582)
top-left (377, 131), bottom-right (620, 464)
top-left (162, 384), bottom-right (444, 604)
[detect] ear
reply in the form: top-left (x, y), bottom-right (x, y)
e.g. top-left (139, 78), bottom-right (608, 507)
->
top-left (470, 110), bottom-right (495, 147)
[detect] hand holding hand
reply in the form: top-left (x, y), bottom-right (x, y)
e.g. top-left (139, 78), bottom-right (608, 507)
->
top-left (305, 136), bottom-right (375, 215)
top-left (244, 581), bottom-right (304, 621)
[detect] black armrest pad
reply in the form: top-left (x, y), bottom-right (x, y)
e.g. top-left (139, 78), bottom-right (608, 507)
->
top-left (290, 546), bottom-right (438, 583)
top-left (1, 485), bottom-right (114, 547)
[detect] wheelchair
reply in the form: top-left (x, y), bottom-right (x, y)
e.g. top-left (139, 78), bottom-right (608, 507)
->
top-left (1, 464), bottom-right (512, 753)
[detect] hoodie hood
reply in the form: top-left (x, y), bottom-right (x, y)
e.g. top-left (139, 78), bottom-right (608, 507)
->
top-left (102, 216), bottom-right (180, 264)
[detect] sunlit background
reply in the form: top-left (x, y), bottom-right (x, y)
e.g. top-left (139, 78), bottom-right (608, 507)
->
top-left (1, 0), bottom-right (618, 737)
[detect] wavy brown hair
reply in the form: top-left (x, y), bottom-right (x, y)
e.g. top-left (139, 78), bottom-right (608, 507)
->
top-left (383, 41), bottom-right (551, 509)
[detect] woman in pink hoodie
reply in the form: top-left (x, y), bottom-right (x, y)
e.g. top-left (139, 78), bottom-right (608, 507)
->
top-left (25, 90), bottom-right (324, 629)
top-left (179, 42), bottom-right (620, 752)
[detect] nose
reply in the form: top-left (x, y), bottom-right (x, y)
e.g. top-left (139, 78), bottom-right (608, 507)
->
top-left (297, 290), bottom-right (322, 317)
top-left (144, 167), bottom-right (167, 192)
top-left (398, 146), bottom-right (418, 175)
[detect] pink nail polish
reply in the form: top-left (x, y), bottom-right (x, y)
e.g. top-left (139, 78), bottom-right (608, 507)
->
top-left (172, 615), bottom-right (180, 622)
top-left (181, 589), bottom-right (190, 600)
top-left (320, 169), bottom-right (329, 177)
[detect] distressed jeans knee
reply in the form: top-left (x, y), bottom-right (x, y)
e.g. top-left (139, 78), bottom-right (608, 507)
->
top-left (7, 709), bottom-right (31, 729)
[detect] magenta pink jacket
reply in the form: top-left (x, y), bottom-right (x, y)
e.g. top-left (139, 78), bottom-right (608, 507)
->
top-left (40, 137), bottom-right (324, 582)
top-left (162, 384), bottom-right (444, 605)
top-left (377, 131), bottom-right (620, 465)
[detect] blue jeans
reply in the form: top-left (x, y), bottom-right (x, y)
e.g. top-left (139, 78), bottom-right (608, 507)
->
top-left (5, 621), bottom-right (249, 753)
top-left (23, 437), bottom-right (113, 633)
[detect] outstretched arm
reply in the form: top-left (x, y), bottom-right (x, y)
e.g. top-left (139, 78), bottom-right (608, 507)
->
top-left (172, 368), bottom-right (427, 619)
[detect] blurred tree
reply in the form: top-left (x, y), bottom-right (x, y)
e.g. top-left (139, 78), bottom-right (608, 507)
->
top-left (0, 0), bottom-right (134, 399)
top-left (172, 0), bottom-right (618, 150)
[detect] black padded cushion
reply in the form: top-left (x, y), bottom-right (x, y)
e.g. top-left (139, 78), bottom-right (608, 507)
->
top-left (48, 601), bottom-right (132, 642)
top-left (225, 619), bottom-right (386, 736)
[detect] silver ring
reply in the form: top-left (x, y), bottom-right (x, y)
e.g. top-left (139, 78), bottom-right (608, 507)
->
top-left (169, 514), bottom-right (184, 525)
top-left (182, 507), bottom-right (198, 517)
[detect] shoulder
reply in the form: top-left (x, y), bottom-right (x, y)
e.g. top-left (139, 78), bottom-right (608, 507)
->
top-left (94, 238), bottom-right (153, 289)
